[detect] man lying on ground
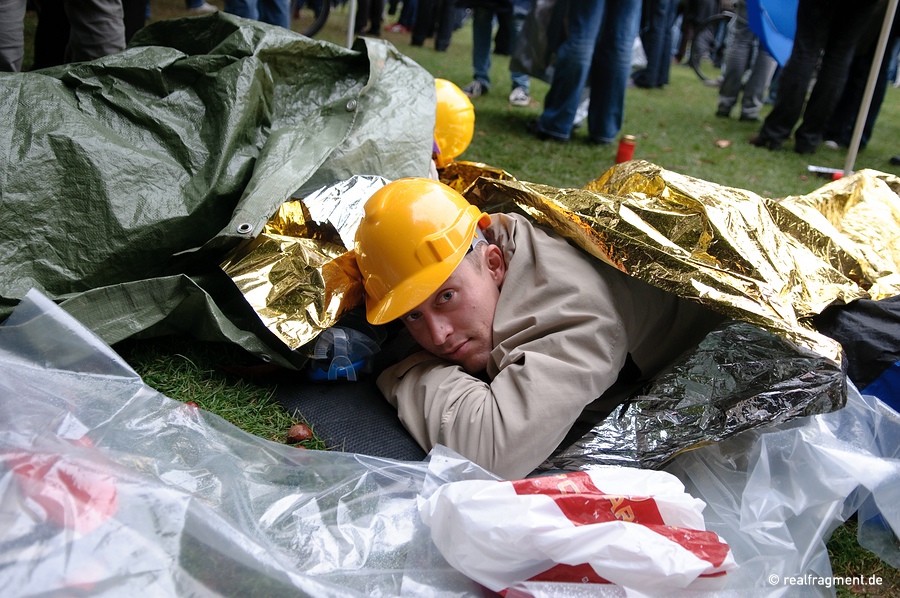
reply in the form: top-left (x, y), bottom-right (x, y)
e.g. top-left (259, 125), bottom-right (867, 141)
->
top-left (354, 178), bottom-right (726, 479)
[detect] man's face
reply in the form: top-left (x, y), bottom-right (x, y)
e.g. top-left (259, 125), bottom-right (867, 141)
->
top-left (399, 244), bottom-right (506, 374)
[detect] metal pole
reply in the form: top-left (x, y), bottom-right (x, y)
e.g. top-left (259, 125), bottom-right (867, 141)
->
top-left (843, 0), bottom-right (899, 175)
top-left (347, 0), bottom-right (358, 48)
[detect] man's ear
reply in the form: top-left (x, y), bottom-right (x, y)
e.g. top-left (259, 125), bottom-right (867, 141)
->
top-left (484, 245), bottom-right (506, 287)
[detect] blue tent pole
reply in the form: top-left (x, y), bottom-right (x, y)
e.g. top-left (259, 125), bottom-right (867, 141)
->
top-left (844, 0), bottom-right (899, 174)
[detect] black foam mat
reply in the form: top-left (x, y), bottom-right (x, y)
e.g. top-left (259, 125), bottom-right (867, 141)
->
top-left (274, 372), bottom-right (427, 461)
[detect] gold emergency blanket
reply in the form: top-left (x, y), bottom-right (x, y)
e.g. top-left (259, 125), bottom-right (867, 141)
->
top-left (220, 200), bottom-right (364, 353)
top-left (220, 161), bottom-right (900, 363)
top-left (466, 161), bottom-right (900, 362)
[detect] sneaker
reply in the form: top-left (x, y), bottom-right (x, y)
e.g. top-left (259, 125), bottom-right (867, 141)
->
top-left (508, 87), bottom-right (531, 107)
top-left (823, 139), bottom-right (841, 150)
top-left (187, 1), bottom-right (217, 13)
top-left (462, 80), bottom-right (486, 99)
top-left (387, 23), bottom-right (409, 33)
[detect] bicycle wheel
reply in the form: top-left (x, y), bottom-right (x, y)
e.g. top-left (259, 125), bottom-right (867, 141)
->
top-left (689, 12), bottom-right (731, 86)
top-left (293, 0), bottom-right (331, 38)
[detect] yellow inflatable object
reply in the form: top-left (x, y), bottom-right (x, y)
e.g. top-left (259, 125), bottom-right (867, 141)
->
top-left (434, 79), bottom-right (475, 168)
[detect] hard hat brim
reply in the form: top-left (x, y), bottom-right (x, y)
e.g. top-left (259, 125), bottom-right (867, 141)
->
top-left (364, 228), bottom-right (472, 325)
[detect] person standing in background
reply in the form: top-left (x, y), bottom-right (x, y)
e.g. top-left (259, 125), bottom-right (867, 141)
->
top-left (458, 0), bottom-right (514, 98)
top-left (412, 0), bottom-right (456, 51)
top-left (823, 0), bottom-right (900, 150)
top-left (356, 0), bottom-right (387, 36)
top-left (632, 0), bottom-right (679, 88)
top-left (526, 0), bottom-right (642, 144)
top-left (226, 0), bottom-right (291, 28)
top-left (749, 0), bottom-right (879, 154)
top-left (0, 0), bottom-right (27, 71)
top-left (507, 0), bottom-right (533, 105)
top-left (673, 0), bottom-right (718, 64)
top-left (459, 0), bottom-right (532, 106)
top-left (387, 0), bottom-right (418, 32)
top-left (715, 0), bottom-right (777, 122)
top-left (29, 0), bottom-right (126, 69)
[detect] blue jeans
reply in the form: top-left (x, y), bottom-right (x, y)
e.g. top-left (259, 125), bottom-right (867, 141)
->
top-left (472, 5), bottom-right (530, 93)
top-left (225, 0), bottom-right (290, 28)
top-left (398, 0), bottom-right (417, 29)
top-left (472, 7), bottom-right (494, 88)
top-left (511, 1), bottom-right (529, 91)
top-left (632, 0), bottom-right (678, 88)
top-left (537, 0), bottom-right (641, 142)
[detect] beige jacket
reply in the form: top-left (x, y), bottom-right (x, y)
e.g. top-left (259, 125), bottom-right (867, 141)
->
top-left (376, 213), bottom-right (721, 479)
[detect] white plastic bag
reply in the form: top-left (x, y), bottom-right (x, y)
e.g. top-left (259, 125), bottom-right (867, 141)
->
top-left (418, 467), bottom-right (737, 593)
top-left (632, 36), bottom-right (648, 72)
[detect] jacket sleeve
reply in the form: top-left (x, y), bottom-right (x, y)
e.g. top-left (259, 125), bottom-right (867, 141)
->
top-left (375, 296), bottom-right (628, 480)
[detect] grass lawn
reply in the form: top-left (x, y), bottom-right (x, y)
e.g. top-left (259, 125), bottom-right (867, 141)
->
top-left (17, 2), bottom-right (900, 593)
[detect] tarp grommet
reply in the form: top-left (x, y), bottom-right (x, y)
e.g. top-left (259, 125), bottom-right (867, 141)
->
top-left (345, 99), bottom-right (358, 112)
top-left (236, 223), bottom-right (253, 234)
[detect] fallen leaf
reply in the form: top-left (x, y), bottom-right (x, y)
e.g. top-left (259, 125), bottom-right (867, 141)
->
top-left (715, 139), bottom-right (732, 148)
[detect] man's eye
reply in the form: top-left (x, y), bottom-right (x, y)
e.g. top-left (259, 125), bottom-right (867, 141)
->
top-left (437, 290), bottom-right (454, 304)
top-left (403, 312), bottom-right (421, 323)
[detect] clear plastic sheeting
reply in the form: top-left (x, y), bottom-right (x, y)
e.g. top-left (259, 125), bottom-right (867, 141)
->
top-left (0, 290), bottom-right (482, 597)
top-left (667, 386), bottom-right (900, 595)
top-left (2, 290), bottom-right (899, 597)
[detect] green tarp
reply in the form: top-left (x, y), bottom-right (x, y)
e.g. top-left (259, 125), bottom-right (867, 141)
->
top-left (0, 13), bottom-right (435, 368)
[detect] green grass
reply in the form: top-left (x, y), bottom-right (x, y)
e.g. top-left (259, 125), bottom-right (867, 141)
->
top-left (115, 336), bottom-right (326, 449)
top-left (18, 2), bottom-right (900, 591)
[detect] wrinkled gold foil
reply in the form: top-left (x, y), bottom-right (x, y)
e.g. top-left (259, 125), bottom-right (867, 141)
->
top-left (221, 227), bottom-right (364, 353)
top-left (772, 169), bottom-right (900, 301)
top-left (461, 160), bottom-right (900, 363)
top-left (223, 162), bottom-right (898, 368)
top-left (437, 160), bottom-right (516, 195)
top-left (221, 177), bottom-right (388, 353)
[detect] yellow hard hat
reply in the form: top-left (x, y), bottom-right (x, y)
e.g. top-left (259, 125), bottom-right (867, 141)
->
top-left (434, 78), bottom-right (475, 168)
top-left (355, 177), bottom-right (490, 325)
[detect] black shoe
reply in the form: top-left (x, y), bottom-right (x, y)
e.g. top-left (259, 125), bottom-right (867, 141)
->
top-left (526, 120), bottom-right (567, 143)
top-left (715, 108), bottom-right (730, 118)
top-left (749, 135), bottom-right (782, 151)
top-left (890, 155), bottom-right (900, 166)
top-left (794, 143), bottom-right (816, 155)
top-left (739, 114), bottom-right (759, 122)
